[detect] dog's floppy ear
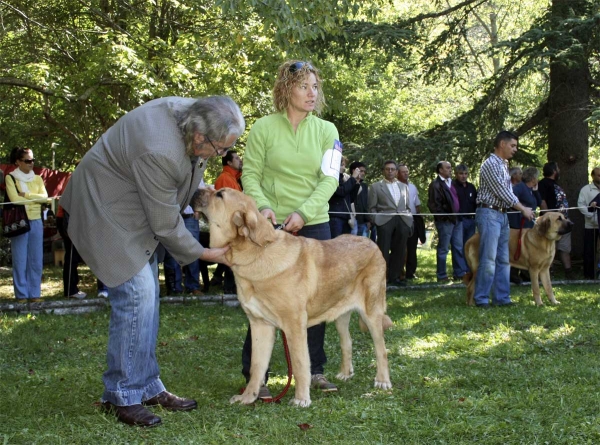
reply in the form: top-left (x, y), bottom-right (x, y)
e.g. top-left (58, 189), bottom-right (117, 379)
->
top-left (233, 206), bottom-right (275, 246)
top-left (535, 215), bottom-right (551, 236)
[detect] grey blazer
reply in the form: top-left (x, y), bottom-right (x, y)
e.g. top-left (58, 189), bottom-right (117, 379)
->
top-left (368, 180), bottom-right (413, 228)
top-left (60, 97), bottom-right (207, 287)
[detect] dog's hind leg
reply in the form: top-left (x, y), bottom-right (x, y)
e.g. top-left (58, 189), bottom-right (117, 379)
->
top-left (539, 267), bottom-right (559, 305)
top-left (360, 311), bottom-right (392, 390)
top-left (335, 312), bottom-right (354, 381)
top-left (230, 321), bottom-right (275, 405)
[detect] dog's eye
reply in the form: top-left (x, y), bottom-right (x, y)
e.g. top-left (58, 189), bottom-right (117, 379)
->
top-left (216, 190), bottom-right (224, 199)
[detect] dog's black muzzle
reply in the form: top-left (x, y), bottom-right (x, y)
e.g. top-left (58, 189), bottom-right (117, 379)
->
top-left (559, 219), bottom-right (574, 235)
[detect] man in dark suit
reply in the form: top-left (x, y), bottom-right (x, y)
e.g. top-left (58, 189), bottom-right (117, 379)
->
top-left (60, 96), bottom-right (245, 427)
top-left (368, 160), bottom-right (413, 287)
top-left (428, 161), bottom-right (468, 282)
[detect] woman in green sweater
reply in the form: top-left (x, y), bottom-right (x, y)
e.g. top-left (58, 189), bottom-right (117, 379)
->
top-left (241, 60), bottom-right (342, 398)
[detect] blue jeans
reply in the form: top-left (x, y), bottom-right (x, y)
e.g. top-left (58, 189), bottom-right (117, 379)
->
top-left (352, 223), bottom-right (370, 237)
top-left (435, 220), bottom-right (467, 279)
top-left (102, 255), bottom-right (166, 406)
top-left (11, 218), bottom-right (43, 299)
top-left (462, 218), bottom-right (476, 246)
top-left (164, 217), bottom-right (200, 292)
top-left (474, 207), bottom-right (511, 305)
top-left (329, 216), bottom-right (350, 239)
top-left (462, 218), bottom-right (477, 272)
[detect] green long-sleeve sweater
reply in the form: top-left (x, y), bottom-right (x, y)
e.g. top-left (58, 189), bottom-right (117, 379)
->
top-left (242, 112), bottom-right (340, 225)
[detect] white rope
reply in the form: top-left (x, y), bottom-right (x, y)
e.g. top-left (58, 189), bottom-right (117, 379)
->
top-left (0, 195), bottom-right (60, 206)
top-left (328, 206), bottom-right (592, 218)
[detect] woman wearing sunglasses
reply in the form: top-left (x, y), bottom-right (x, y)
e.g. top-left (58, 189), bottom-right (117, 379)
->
top-left (5, 147), bottom-right (49, 303)
top-left (241, 60), bottom-right (342, 398)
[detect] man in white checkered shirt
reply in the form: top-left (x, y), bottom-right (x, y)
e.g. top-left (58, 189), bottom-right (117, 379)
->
top-left (473, 131), bottom-right (534, 308)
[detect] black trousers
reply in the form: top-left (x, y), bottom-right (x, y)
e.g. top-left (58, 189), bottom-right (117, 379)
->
top-left (583, 228), bottom-right (599, 279)
top-left (376, 216), bottom-right (412, 282)
top-left (57, 217), bottom-right (81, 296)
top-left (405, 229), bottom-right (419, 278)
top-left (241, 222), bottom-right (331, 383)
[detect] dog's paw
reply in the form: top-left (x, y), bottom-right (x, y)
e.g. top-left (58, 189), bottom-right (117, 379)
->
top-left (374, 380), bottom-right (392, 390)
top-left (289, 398), bottom-right (312, 408)
top-left (550, 299), bottom-right (560, 305)
top-left (230, 394), bottom-right (257, 405)
top-left (336, 371), bottom-right (354, 381)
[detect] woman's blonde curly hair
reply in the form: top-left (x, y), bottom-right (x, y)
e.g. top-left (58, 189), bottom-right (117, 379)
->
top-left (272, 60), bottom-right (326, 115)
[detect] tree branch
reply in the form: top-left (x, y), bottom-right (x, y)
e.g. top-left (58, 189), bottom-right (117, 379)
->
top-left (515, 100), bottom-right (549, 136)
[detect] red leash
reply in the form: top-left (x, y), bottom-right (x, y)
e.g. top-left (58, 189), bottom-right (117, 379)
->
top-left (239, 331), bottom-right (293, 404)
top-left (514, 217), bottom-right (526, 261)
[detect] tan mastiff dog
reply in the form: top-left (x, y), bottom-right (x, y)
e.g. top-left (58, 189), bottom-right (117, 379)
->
top-left (194, 187), bottom-right (393, 407)
top-left (464, 212), bottom-right (573, 306)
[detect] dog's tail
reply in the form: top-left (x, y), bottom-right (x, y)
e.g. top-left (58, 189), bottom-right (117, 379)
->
top-left (359, 314), bottom-right (393, 333)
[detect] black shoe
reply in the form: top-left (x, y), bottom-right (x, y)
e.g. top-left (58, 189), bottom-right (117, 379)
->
top-left (101, 402), bottom-right (162, 427)
top-left (405, 274), bottom-right (418, 280)
top-left (388, 279), bottom-right (407, 287)
top-left (476, 303), bottom-right (490, 309)
top-left (143, 391), bottom-right (197, 412)
top-left (495, 302), bottom-right (516, 307)
top-left (437, 277), bottom-right (451, 283)
top-left (510, 268), bottom-right (523, 284)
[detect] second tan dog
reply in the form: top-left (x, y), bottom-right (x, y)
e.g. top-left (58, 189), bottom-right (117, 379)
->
top-left (193, 187), bottom-right (393, 407)
top-left (464, 212), bottom-right (573, 306)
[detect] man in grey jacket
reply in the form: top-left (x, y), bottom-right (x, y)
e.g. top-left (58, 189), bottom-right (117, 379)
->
top-left (60, 96), bottom-right (245, 427)
top-left (368, 160), bottom-right (413, 287)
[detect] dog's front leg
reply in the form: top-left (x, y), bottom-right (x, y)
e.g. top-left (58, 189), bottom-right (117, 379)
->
top-left (529, 269), bottom-right (544, 306)
top-left (230, 321), bottom-right (275, 405)
top-left (539, 267), bottom-right (559, 305)
top-left (282, 321), bottom-right (311, 407)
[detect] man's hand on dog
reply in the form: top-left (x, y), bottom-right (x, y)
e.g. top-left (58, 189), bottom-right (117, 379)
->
top-left (200, 246), bottom-right (231, 266)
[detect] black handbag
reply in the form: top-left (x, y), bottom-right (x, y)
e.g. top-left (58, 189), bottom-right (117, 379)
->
top-left (2, 174), bottom-right (31, 238)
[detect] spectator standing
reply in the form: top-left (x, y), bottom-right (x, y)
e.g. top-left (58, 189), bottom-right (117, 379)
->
top-left (577, 167), bottom-right (600, 279)
top-left (60, 96), bottom-right (243, 427)
top-left (241, 60), bottom-right (340, 397)
top-left (349, 161), bottom-right (371, 237)
top-left (510, 166), bottom-right (523, 185)
top-left (538, 162), bottom-right (573, 279)
top-left (474, 131), bottom-right (533, 308)
top-left (453, 164), bottom-right (478, 249)
top-left (508, 167), bottom-right (542, 283)
top-left (214, 150), bottom-right (243, 293)
top-left (398, 164), bottom-right (422, 280)
top-left (368, 160), bottom-right (413, 287)
top-left (428, 161), bottom-right (468, 282)
top-left (163, 205), bottom-right (202, 296)
top-left (5, 147), bottom-right (49, 303)
top-left (328, 156), bottom-right (360, 238)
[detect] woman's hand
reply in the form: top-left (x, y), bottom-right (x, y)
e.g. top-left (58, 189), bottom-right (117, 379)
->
top-left (283, 212), bottom-right (305, 233)
top-left (261, 209), bottom-right (277, 225)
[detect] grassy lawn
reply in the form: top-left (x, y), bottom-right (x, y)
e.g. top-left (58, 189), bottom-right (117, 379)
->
top-left (2, 249), bottom-right (600, 443)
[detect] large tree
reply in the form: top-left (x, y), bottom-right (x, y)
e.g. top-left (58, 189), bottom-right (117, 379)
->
top-left (320, 0), bottom-right (599, 255)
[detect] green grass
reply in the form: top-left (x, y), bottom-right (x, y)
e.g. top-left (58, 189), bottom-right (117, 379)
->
top-left (2, 249), bottom-right (600, 443)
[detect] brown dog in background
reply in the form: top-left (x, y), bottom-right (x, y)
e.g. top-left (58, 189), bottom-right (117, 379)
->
top-left (464, 212), bottom-right (573, 306)
top-left (193, 187), bottom-right (393, 407)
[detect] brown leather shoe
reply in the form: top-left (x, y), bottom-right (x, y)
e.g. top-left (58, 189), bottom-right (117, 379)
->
top-left (143, 391), bottom-right (197, 411)
top-left (101, 402), bottom-right (162, 427)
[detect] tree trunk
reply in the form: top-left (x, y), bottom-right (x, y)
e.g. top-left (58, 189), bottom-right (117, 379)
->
top-left (546, 0), bottom-right (591, 259)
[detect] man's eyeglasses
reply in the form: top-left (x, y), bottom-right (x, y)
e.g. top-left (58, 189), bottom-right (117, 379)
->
top-left (289, 61), bottom-right (314, 73)
top-left (205, 135), bottom-right (233, 156)
top-left (21, 159), bottom-right (35, 164)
